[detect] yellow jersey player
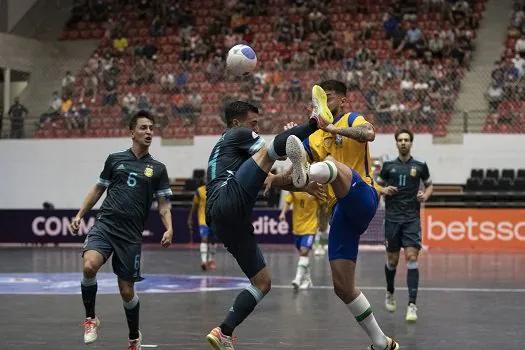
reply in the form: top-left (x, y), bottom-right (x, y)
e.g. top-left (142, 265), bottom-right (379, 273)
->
top-left (269, 80), bottom-right (400, 350)
top-left (279, 191), bottom-right (322, 290)
top-left (188, 184), bottom-right (217, 270)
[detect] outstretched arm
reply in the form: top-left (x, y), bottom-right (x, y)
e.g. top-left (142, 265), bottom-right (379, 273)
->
top-left (322, 123), bottom-right (375, 142)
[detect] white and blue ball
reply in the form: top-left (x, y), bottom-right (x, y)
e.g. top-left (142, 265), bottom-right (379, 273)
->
top-left (226, 44), bottom-right (257, 76)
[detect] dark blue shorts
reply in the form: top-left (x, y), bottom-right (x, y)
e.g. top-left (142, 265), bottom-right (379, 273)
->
top-left (207, 157), bottom-right (268, 279)
top-left (328, 170), bottom-right (379, 262)
top-left (295, 234), bottom-right (315, 250)
top-left (199, 225), bottom-right (215, 239)
top-left (82, 224), bottom-right (143, 282)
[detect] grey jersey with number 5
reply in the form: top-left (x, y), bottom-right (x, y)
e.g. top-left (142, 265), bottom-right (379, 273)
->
top-left (96, 149), bottom-right (172, 243)
top-left (378, 157), bottom-right (431, 223)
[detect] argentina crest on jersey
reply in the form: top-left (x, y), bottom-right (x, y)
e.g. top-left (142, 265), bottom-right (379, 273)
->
top-left (410, 167), bottom-right (417, 177)
top-left (144, 165), bottom-right (154, 177)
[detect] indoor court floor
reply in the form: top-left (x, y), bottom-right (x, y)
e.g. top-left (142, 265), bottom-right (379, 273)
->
top-left (0, 246), bottom-right (523, 349)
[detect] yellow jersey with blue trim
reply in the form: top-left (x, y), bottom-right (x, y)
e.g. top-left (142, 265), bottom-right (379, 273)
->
top-left (192, 185), bottom-right (207, 226)
top-left (303, 112), bottom-right (377, 208)
top-left (284, 191), bottom-right (323, 235)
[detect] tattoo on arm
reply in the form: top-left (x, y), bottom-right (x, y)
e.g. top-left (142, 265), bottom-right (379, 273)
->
top-left (336, 123), bottom-right (375, 142)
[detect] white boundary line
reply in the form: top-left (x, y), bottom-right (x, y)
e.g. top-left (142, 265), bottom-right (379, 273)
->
top-left (272, 284), bottom-right (525, 293)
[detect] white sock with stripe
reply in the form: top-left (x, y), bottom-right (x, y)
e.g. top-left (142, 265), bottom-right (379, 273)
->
top-left (309, 161), bottom-right (337, 184)
top-left (200, 242), bottom-right (208, 264)
top-left (294, 256), bottom-right (309, 282)
top-left (347, 292), bottom-right (387, 349)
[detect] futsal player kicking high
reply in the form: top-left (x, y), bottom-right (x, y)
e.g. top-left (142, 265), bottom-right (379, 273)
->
top-left (70, 110), bottom-right (174, 350)
top-left (204, 96), bottom-right (332, 350)
top-left (267, 80), bottom-right (400, 350)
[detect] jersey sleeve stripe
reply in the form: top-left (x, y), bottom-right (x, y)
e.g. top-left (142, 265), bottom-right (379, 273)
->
top-left (347, 112), bottom-right (361, 126)
top-left (248, 137), bottom-right (266, 155)
top-left (155, 188), bottom-right (173, 198)
top-left (97, 178), bottom-right (111, 187)
top-left (303, 138), bottom-right (314, 162)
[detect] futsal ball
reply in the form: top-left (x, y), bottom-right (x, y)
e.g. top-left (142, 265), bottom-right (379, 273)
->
top-left (226, 44), bottom-right (257, 76)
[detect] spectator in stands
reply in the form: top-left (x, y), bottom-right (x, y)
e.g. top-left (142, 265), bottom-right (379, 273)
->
top-left (103, 75), bottom-right (118, 107)
top-left (150, 14), bottom-right (164, 37)
top-left (39, 92), bottom-right (62, 127)
top-left (288, 73), bottom-right (302, 103)
top-left (160, 73), bottom-right (175, 93)
top-left (137, 93), bottom-right (151, 111)
top-left (206, 57), bottom-right (225, 83)
top-left (187, 91), bottom-right (203, 117)
top-left (121, 92), bottom-right (137, 125)
top-left (62, 71), bottom-right (76, 98)
top-left (61, 95), bottom-right (73, 122)
top-left (293, 18), bottom-right (306, 42)
top-left (101, 52), bottom-right (119, 83)
top-left (401, 73), bottom-right (415, 101)
top-left (383, 8), bottom-right (399, 39)
top-left (175, 69), bottom-right (189, 94)
top-left (8, 97), bottom-right (28, 139)
top-left (231, 8), bottom-right (248, 34)
top-left (345, 66), bottom-right (362, 91)
top-left (64, 104), bottom-right (79, 130)
top-left (138, 0), bottom-right (151, 20)
top-left (486, 80), bottom-right (504, 112)
top-left (428, 31), bottom-right (444, 58)
top-left (89, 0), bottom-right (109, 22)
top-left (419, 96), bottom-right (436, 127)
top-left (397, 21), bottom-right (422, 52)
top-left (130, 58), bottom-right (153, 85)
top-left (152, 102), bottom-right (169, 128)
top-left (78, 103), bottom-right (91, 131)
top-left (516, 33), bottom-right (525, 57)
top-left (308, 7), bottom-right (323, 33)
top-left (113, 31), bottom-right (129, 56)
top-left (290, 49), bottom-right (307, 70)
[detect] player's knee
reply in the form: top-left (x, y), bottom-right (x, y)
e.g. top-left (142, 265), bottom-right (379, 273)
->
top-left (387, 253), bottom-right (400, 267)
top-left (406, 256), bottom-right (418, 268)
top-left (299, 248), bottom-right (309, 256)
top-left (83, 259), bottom-right (100, 278)
top-left (118, 282), bottom-right (135, 301)
top-left (254, 277), bottom-right (271, 295)
top-left (201, 236), bottom-right (209, 243)
top-left (333, 280), bottom-right (354, 304)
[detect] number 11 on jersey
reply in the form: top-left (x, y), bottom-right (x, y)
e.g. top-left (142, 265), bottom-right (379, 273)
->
top-left (398, 174), bottom-right (407, 187)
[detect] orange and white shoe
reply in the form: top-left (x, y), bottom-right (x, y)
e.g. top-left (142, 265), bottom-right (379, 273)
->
top-left (128, 331), bottom-right (142, 350)
top-left (206, 327), bottom-right (236, 350)
top-left (81, 316), bottom-right (100, 344)
top-left (207, 260), bottom-right (217, 269)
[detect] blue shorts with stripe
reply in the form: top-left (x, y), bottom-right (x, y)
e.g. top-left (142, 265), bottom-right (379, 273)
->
top-left (294, 234), bottom-right (315, 250)
top-left (328, 169), bottom-right (379, 262)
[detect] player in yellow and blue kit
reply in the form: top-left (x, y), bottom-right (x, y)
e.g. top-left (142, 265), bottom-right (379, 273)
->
top-left (269, 80), bottom-right (399, 350)
top-left (279, 191), bottom-right (322, 290)
top-left (188, 184), bottom-right (217, 271)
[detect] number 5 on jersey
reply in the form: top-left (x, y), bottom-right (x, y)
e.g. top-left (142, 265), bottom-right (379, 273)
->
top-left (127, 172), bottom-right (138, 187)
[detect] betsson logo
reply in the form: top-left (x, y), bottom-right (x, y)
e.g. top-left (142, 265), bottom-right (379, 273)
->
top-left (253, 216), bottom-right (289, 235)
top-left (426, 215), bottom-right (525, 241)
top-left (32, 216), bottom-right (95, 236)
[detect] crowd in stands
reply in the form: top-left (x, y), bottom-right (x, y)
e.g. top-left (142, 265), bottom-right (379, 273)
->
top-left (484, 0), bottom-right (525, 132)
top-left (29, 0), bottom-right (487, 138)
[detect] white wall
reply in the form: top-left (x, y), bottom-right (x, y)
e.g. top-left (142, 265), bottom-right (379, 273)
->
top-left (0, 81), bottom-right (27, 105)
top-left (7, 0), bottom-right (37, 31)
top-left (1, 134), bottom-right (525, 209)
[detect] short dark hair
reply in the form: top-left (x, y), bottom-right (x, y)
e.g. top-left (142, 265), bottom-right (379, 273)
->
top-left (224, 101), bottom-right (259, 127)
top-left (395, 128), bottom-right (414, 142)
top-left (129, 110), bottom-right (155, 130)
top-left (319, 80), bottom-right (347, 95)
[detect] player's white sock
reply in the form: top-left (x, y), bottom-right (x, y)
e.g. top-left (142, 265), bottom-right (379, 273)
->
top-left (309, 161), bottom-right (337, 184)
top-left (200, 242), bottom-right (208, 264)
top-left (209, 243), bottom-right (217, 261)
top-left (347, 292), bottom-right (388, 349)
top-left (294, 256), bottom-right (309, 282)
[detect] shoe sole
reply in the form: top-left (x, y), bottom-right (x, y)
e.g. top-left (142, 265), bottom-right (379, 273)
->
top-left (385, 304), bottom-right (396, 313)
top-left (84, 336), bottom-right (97, 345)
top-left (312, 85), bottom-right (334, 125)
top-left (206, 334), bottom-right (221, 350)
top-left (406, 316), bottom-right (417, 323)
top-left (286, 135), bottom-right (309, 188)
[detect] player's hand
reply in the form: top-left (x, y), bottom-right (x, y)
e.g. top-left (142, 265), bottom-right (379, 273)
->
top-left (305, 181), bottom-right (326, 201)
top-left (70, 215), bottom-right (82, 234)
top-left (160, 230), bottom-right (173, 248)
top-left (278, 212), bottom-right (286, 222)
top-left (381, 186), bottom-right (398, 196)
top-left (284, 122), bottom-right (298, 131)
top-left (263, 173), bottom-right (276, 197)
top-left (417, 191), bottom-right (428, 202)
